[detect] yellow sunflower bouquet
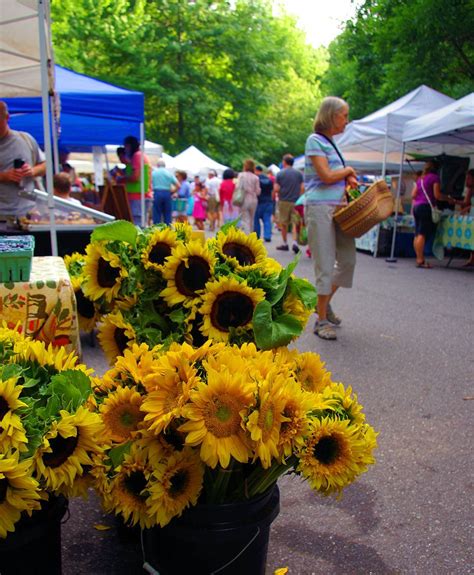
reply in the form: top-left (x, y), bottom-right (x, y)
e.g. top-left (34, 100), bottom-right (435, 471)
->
top-left (68, 220), bottom-right (317, 364)
top-left (0, 325), bottom-right (106, 539)
top-left (91, 340), bottom-right (377, 529)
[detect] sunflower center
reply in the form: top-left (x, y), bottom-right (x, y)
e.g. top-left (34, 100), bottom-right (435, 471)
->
top-left (212, 292), bottom-right (254, 331)
top-left (175, 257), bottom-right (211, 296)
top-left (223, 242), bottom-right (256, 266)
top-left (204, 395), bottom-right (242, 437)
top-left (163, 428), bottom-right (185, 451)
top-left (0, 478), bottom-right (8, 504)
top-left (120, 408), bottom-right (142, 428)
top-left (97, 257), bottom-right (120, 288)
top-left (0, 396), bottom-right (9, 419)
top-left (313, 435), bottom-right (340, 465)
top-left (149, 242), bottom-right (172, 266)
top-left (42, 433), bottom-right (79, 468)
top-left (114, 328), bottom-right (130, 354)
top-left (169, 469), bottom-right (189, 496)
top-left (124, 470), bottom-right (147, 500)
top-left (76, 289), bottom-right (96, 319)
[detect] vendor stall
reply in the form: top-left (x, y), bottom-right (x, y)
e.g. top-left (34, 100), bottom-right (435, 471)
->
top-left (432, 213), bottom-right (474, 263)
top-left (0, 256), bottom-right (81, 355)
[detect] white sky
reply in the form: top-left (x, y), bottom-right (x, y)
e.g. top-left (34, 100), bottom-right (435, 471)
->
top-left (276, 0), bottom-right (361, 47)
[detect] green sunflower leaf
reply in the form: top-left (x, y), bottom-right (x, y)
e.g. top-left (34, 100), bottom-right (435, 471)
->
top-left (109, 441), bottom-right (132, 469)
top-left (266, 254), bottom-right (300, 305)
top-left (91, 220), bottom-right (138, 247)
top-left (288, 277), bottom-right (317, 309)
top-left (49, 370), bottom-right (92, 411)
top-left (253, 301), bottom-right (303, 349)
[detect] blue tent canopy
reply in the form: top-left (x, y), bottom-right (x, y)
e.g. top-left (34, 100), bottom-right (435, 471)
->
top-left (5, 65), bottom-right (144, 148)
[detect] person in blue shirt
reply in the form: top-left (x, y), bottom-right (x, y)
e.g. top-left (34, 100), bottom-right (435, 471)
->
top-left (253, 165), bottom-right (274, 242)
top-left (304, 96), bottom-right (358, 341)
top-left (152, 159), bottom-right (178, 225)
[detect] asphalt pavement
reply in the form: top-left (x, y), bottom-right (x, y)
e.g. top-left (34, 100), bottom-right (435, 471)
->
top-left (62, 239), bottom-right (473, 575)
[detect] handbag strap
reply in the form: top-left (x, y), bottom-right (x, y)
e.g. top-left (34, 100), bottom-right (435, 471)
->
top-left (420, 177), bottom-right (435, 210)
top-left (315, 132), bottom-right (346, 167)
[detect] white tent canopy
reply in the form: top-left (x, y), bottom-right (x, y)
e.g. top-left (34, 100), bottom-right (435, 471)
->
top-left (336, 85), bottom-right (454, 162)
top-left (172, 145), bottom-right (228, 176)
top-left (1, 0), bottom-right (58, 254)
top-left (403, 92), bottom-right (474, 157)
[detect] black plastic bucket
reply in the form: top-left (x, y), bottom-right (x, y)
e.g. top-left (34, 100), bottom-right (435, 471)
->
top-left (142, 485), bottom-right (280, 575)
top-left (0, 494), bottom-right (68, 575)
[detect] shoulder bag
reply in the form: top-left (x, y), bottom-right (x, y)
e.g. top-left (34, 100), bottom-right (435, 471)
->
top-left (420, 178), bottom-right (441, 224)
top-left (232, 176), bottom-right (245, 207)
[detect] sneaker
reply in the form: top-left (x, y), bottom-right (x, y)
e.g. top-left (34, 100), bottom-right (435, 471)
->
top-left (326, 304), bottom-right (342, 326)
top-left (313, 321), bottom-right (337, 340)
top-left (264, 238), bottom-right (271, 242)
top-left (292, 244), bottom-right (300, 254)
top-left (276, 244), bottom-right (289, 251)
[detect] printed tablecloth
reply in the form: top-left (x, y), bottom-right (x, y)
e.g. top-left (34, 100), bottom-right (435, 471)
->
top-left (433, 215), bottom-right (474, 260)
top-left (0, 256), bottom-right (80, 355)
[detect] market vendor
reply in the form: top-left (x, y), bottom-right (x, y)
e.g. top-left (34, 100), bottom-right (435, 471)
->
top-left (0, 101), bottom-right (46, 220)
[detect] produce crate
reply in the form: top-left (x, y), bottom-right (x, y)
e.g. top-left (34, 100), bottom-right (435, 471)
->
top-left (0, 235), bottom-right (35, 282)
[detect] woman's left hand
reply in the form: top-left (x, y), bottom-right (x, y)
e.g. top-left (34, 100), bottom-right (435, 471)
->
top-left (346, 175), bottom-right (358, 189)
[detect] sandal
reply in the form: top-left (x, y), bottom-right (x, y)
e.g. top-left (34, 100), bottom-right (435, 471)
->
top-left (327, 304), bottom-right (342, 326)
top-left (313, 322), bottom-right (337, 340)
top-left (416, 261), bottom-right (433, 269)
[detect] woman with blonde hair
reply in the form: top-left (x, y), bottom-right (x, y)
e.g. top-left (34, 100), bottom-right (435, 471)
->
top-left (236, 159), bottom-right (261, 234)
top-left (304, 96), bottom-right (358, 341)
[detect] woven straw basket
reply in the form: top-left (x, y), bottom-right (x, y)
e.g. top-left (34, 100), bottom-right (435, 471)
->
top-left (334, 180), bottom-right (394, 238)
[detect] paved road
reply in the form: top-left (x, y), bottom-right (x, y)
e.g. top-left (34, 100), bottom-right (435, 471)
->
top-left (63, 244), bottom-right (473, 575)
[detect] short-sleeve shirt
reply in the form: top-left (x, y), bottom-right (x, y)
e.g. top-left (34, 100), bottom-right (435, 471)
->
top-left (304, 133), bottom-right (345, 205)
top-left (276, 167), bottom-right (303, 202)
top-left (413, 173), bottom-right (440, 207)
top-left (152, 167), bottom-right (178, 192)
top-left (0, 130), bottom-right (44, 217)
top-left (205, 177), bottom-right (221, 200)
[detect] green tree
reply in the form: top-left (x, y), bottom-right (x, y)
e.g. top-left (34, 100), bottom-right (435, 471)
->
top-left (51, 0), bottom-right (326, 167)
top-left (322, 0), bottom-right (474, 119)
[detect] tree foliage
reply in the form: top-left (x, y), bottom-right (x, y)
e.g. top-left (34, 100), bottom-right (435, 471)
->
top-left (51, 0), bottom-right (327, 166)
top-left (322, 0), bottom-right (474, 119)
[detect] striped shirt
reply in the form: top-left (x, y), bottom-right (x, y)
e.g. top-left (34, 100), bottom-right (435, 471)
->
top-left (304, 133), bottom-right (346, 205)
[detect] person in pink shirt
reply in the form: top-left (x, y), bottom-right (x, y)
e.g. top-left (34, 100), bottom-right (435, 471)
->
top-left (219, 168), bottom-right (237, 224)
top-left (411, 161), bottom-right (453, 268)
top-left (123, 136), bottom-right (153, 226)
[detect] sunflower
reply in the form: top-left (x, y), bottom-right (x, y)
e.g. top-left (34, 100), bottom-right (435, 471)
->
top-left (262, 257), bottom-right (283, 276)
top-left (148, 449), bottom-right (204, 527)
top-left (142, 371), bottom-right (196, 434)
top-left (63, 252), bottom-right (86, 278)
top-left (275, 378), bottom-right (316, 458)
top-left (82, 242), bottom-right (128, 303)
top-left (179, 367), bottom-right (255, 468)
top-left (97, 311), bottom-right (136, 365)
top-left (215, 228), bottom-right (267, 271)
top-left (0, 452), bottom-right (42, 538)
top-left (71, 277), bottom-right (98, 333)
top-left (0, 377), bottom-right (28, 452)
top-left (160, 241), bottom-right (215, 308)
top-left (15, 339), bottom-right (90, 373)
top-left (100, 386), bottom-right (145, 444)
top-left (34, 406), bottom-right (105, 492)
top-left (292, 352), bottom-right (333, 394)
top-left (171, 221), bottom-right (193, 242)
top-left (200, 277), bottom-right (265, 342)
top-left (109, 447), bottom-right (155, 529)
top-left (141, 227), bottom-right (178, 272)
top-left (246, 375), bottom-right (289, 468)
top-left (282, 293), bottom-right (312, 327)
top-left (322, 382), bottom-right (366, 425)
top-left (113, 343), bottom-right (162, 387)
top-left (297, 417), bottom-right (373, 495)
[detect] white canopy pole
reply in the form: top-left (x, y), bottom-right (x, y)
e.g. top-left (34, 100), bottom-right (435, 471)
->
top-left (140, 122), bottom-right (146, 227)
top-left (38, 0), bottom-right (57, 256)
top-left (386, 143), bottom-right (405, 262)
